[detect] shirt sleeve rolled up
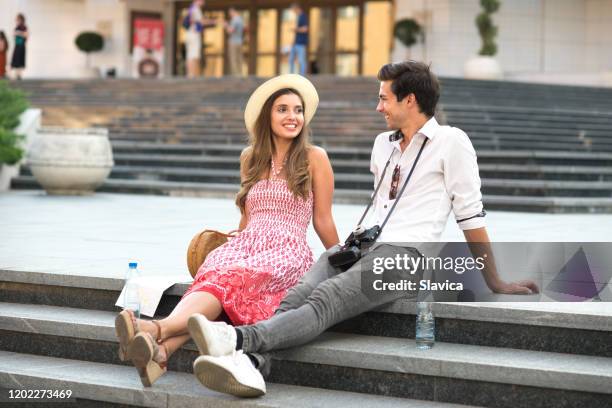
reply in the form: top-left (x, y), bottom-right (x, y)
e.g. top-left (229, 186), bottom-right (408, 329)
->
top-left (443, 129), bottom-right (486, 230)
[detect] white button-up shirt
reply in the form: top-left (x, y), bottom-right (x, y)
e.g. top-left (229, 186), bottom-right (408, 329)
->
top-left (368, 117), bottom-right (485, 243)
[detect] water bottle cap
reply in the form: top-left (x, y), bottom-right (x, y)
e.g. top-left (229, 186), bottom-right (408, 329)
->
top-left (128, 262), bottom-right (138, 268)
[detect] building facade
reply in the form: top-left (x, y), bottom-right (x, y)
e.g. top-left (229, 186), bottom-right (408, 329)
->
top-left (1, 0), bottom-right (611, 86)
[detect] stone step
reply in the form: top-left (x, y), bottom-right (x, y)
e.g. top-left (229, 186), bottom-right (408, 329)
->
top-left (448, 117), bottom-right (612, 131)
top-left (14, 77), bottom-right (612, 105)
top-left (0, 352), bottom-right (460, 408)
top-left (16, 166), bottom-right (612, 198)
top-left (110, 140), bottom-right (371, 160)
top-left (108, 136), bottom-right (510, 152)
top-left (104, 113), bottom-right (612, 129)
top-left (137, 113), bottom-right (612, 128)
top-left (9, 175), bottom-right (369, 203)
top-left (269, 332), bottom-right (612, 406)
top-left (107, 133), bottom-right (612, 151)
top-left (99, 169), bottom-right (612, 197)
top-left (1, 270), bottom-right (610, 357)
top-left (0, 304), bottom-right (610, 407)
top-left (104, 127), bottom-right (612, 150)
top-left (479, 178), bottom-right (612, 197)
top-left (106, 133), bottom-right (602, 152)
top-left (444, 106), bottom-right (612, 119)
top-left (442, 103), bottom-right (612, 118)
top-left (11, 176), bottom-right (612, 212)
top-left (108, 153), bottom-right (612, 182)
top-left (108, 141), bottom-right (612, 166)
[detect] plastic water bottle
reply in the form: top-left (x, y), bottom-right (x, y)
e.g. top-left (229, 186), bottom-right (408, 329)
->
top-left (124, 262), bottom-right (141, 318)
top-left (415, 301), bottom-right (434, 349)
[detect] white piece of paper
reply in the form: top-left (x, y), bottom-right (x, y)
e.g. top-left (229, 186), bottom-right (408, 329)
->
top-left (115, 276), bottom-right (186, 317)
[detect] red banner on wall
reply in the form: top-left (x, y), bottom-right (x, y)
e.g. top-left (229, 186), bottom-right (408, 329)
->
top-left (133, 19), bottom-right (164, 50)
top-left (132, 18), bottom-right (165, 78)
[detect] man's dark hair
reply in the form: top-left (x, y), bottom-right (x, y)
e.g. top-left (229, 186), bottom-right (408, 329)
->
top-left (377, 61), bottom-right (440, 117)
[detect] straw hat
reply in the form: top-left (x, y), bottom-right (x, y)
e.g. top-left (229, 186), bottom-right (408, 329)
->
top-left (244, 74), bottom-right (319, 137)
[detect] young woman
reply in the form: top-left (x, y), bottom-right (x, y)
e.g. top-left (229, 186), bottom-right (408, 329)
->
top-left (10, 14), bottom-right (28, 80)
top-left (115, 74), bottom-right (339, 387)
top-left (0, 31), bottom-right (8, 78)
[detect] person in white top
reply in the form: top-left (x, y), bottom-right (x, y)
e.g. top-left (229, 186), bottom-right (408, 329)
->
top-left (186, 61), bottom-right (540, 398)
top-left (184, 0), bottom-right (216, 78)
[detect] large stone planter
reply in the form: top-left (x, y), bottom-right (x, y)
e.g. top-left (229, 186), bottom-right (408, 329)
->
top-left (464, 56), bottom-right (503, 80)
top-left (0, 164), bottom-right (20, 191)
top-left (27, 127), bottom-right (114, 195)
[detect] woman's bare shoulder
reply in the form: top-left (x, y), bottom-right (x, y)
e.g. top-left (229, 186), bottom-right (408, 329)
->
top-left (307, 145), bottom-right (329, 163)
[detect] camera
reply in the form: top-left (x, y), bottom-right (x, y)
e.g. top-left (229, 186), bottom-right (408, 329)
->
top-left (328, 224), bottom-right (381, 270)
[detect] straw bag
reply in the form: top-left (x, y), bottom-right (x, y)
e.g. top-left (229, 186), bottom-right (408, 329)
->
top-left (187, 229), bottom-right (238, 278)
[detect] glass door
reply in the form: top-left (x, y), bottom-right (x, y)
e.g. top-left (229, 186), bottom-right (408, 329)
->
top-left (256, 9), bottom-right (278, 76)
top-left (309, 7), bottom-right (334, 74)
top-left (233, 9), bottom-right (250, 76)
top-left (363, 1), bottom-right (392, 75)
top-left (175, 9), bottom-right (187, 76)
top-left (202, 10), bottom-right (225, 77)
top-left (279, 8), bottom-right (296, 74)
top-left (335, 6), bottom-right (360, 76)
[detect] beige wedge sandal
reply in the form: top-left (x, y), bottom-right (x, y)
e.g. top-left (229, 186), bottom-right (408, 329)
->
top-left (115, 309), bottom-right (139, 361)
top-left (128, 331), bottom-right (168, 387)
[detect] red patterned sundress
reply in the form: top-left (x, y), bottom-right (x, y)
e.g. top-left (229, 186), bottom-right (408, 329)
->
top-left (182, 178), bottom-right (315, 325)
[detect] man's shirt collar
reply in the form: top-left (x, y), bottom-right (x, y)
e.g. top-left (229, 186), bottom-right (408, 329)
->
top-left (389, 116), bottom-right (440, 149)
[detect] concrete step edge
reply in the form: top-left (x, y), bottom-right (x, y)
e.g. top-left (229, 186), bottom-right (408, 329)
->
top-left (1, 297), bottom-right (610, 338)
top-left (0, 308), bottom-right (610, 396)
top-left (0, 351), bottom-right (464, 408)
top-left (13, 175), bottom-right (612, 207)
top-left (276, 332), bottom-right (612, 395)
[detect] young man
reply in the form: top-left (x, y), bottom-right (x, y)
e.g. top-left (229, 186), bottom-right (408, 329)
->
top-left (289, 3), bottom-right (308, 75)
top-left (187, 61), bottom-right (539, 397)
top-left (225, 7), bottom-right (244, 76)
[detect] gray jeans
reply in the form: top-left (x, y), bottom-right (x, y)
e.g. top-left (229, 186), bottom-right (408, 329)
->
top-left (237, 244), bottom-right (422, 376)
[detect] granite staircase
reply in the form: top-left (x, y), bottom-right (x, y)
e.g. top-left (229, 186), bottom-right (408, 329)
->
top-left (9, 77), bottom-right (612, 212)
top-left (1, 269), bottom-right (611, 407)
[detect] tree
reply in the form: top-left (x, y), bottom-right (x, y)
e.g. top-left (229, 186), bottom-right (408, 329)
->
top-left (394, 18), bottom-right (424, 51)
top-left (476, 0), bottom-right (501, 56)
top-left (75, 32), bottom-right (105, 68)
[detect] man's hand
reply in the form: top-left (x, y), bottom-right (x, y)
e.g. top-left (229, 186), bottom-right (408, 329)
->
top-left (463, 227), bottom-right (540, 296)
top-left (489, 279), bottom-right (540, 295)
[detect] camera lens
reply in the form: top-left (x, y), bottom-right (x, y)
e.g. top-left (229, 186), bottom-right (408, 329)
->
top-left (353, 225), bottom-right (365, 236)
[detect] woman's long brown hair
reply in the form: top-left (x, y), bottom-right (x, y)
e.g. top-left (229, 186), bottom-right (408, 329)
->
top-left (236, 88), bottom-right (312, 214)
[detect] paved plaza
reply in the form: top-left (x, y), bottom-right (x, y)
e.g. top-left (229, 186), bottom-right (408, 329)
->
top-left (1, 190), bottom-right (611, 282)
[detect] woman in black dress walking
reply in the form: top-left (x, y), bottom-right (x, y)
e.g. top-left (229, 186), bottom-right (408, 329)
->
top-left (11, 14), bottom-right (28, 80)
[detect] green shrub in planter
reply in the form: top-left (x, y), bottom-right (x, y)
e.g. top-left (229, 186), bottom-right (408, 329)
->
top-left (0, 82), bottom-right (28, 165)
top-left (394, 18), bottom-right (423, 49)
top-left (75, 31), bottom-right (104, 67)
top-left (476, 0), bottom-right (501, 56)
top-left (0, 128), bottom-right (24, 165)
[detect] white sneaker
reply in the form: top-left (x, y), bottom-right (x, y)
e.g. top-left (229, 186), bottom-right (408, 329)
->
top-left (188, 314), bottom-right (237, 357)
top-left (193, 351), bottom-right (266, 397)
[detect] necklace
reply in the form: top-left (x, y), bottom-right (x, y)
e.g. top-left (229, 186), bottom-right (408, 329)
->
top-left (270, 156), bottom-right (287, 178)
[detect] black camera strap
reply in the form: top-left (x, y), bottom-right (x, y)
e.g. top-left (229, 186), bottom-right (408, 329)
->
top-left (356, 150), bottom-right (394, 226)
top-left (356, 136), bottom-right (428, 230)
